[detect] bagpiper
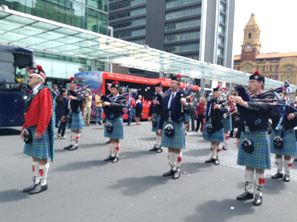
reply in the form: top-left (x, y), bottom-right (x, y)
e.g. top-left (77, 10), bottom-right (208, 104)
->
top-left (102, 81), bottom-right (126, 163)
top-left (232, 70), bottom-right (274, 206)
top-left (148, 82), bottom-right (164, 153)
top-left (63, 77), bottom-right (85, 151)
top-left (21, 65), bottom-right (56, 194)
top-left (221, 89), bottom-right (232, 150)
top-left (203, 85), bottom-right (228, 165)
top-left (270, 88), bottom-right (297, 182)
top-left (157, 74), bottom-right (190, 179)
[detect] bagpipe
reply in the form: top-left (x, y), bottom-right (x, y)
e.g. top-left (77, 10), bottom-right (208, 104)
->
top-left (205, 96), bottom-right (226, 134)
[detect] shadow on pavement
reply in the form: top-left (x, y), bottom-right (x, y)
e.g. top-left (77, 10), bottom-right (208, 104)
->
top-left (0, 189), bottom-right (29, 203)
top-left (53, 160), bottom-right (108, 172)
top-left (0, 129), bottom-right (21, 136)
top-left (140, 137), bottom-right (156, 141)
top-left (108, 175), bottom-right (168, 196)
top-left (180, 162), bottom-right (212, 175)
top-left (120, 150), bottom-right (159, 160)
top-left (184, 198), bottom-right (255, 222)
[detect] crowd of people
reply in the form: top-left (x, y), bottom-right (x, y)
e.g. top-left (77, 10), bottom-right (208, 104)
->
top-left (20, 65), bottom-right (297, 208)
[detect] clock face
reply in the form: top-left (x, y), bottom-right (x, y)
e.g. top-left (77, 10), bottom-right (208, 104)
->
top-left (246, 44), bottom-right (251, 49)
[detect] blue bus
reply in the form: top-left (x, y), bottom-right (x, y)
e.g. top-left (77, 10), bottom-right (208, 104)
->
top-left (0, 44), bottom-right (34, 127)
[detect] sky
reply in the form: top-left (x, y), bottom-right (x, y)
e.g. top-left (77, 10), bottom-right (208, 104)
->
top-left (233, 0), bottom-right (297, 55)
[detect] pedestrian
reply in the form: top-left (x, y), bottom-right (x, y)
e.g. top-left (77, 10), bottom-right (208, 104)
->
top-left (95, 90), bottom-right (103, 125)
top-left (135, 95), bottom-right (143, 125)
top-left (183, 88), bottom-right (191, 135)
top-left (148, 82), bottom-right (164, 153)
top-left (232, 70), bottom-right (274, 206)
top-left (158, 74), bottom-right (190, 180)
top-left (221, 94), bottom-right (233, 151)
top-left (127, 92), bottom-right (135, 126)
top-left (229, 103), bottom-right (238, 137)
top-left (189, 101), bottom-right (196, 131)
top-left (83, 89), bottom-right (92, 126)
top-left (270, 89), bottom-right (297, 182)
top-left (195, 98), bottom-right (206, 132)
top-left (102, 81), bottom-right (126, 163)
top-left (21, 65), bottom-right (56, 194)
top-left (52, 84), bottom-right (60, 127)
top-left (203, 85), bottom-right (228, 165)
top-left (62, 77), bottom-right (85, 151)
top-left (56, 88), bottom-right (68, 139)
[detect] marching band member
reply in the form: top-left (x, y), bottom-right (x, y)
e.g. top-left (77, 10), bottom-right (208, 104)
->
top-left (157, 74), bottom-right (189, 180)
top-left (62, 77), bottom-right (86, 151)
top-left (221, 91), bottom-right (232, 150)
top-left (232, 70), bottom-right (273, 206)
top-left (148, 82), bottom-right (164, 153)
top-left (102, 81), bottom-right (126, 163)
top-left (203, 85), bottom-right (228, 165)
top-left (21, 65), bottom-right (56, 194)
top-left (184, 87), bottom-right (191, 135)
top-left (270, 88), bottom-right (297, 182)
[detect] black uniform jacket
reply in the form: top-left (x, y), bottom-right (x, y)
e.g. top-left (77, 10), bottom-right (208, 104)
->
top-left (148, 93), bottom-right (164, 116)
top-left (102, 94), bottom-right (126, 120)
top-left (65, 88), bottom-right (86, 114)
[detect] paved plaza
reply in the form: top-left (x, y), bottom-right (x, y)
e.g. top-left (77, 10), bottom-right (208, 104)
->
top-left (1, 122), bottom-right (297, 222)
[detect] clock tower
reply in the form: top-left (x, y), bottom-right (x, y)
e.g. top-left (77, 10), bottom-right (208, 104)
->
top-left (241, 13), bottom-right (261, 61)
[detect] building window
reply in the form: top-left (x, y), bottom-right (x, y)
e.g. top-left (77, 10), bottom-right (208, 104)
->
top-left (217, 58), bottom-right (223, 65)
top-left (271, 76), bottom-right (277, 80)
top-left (165, 19), bottom-right (200, 31)
top-left (131, 39), bottom-right (145, 45)
top-left (110, 0), bottom-right (147, 11)
top-left (218, 36), bottom-right (224, 45)
top-left (287, 66), bottom-right (292, 71)
top-left (259, 67), bottom-right (263, 72)
top-left (246, 67), bottom-right (249, 71)
top-left (220, 2), bottom-right (226, 12)
top-left (166, 0), bottom-right (199, 8)
top-left (219, 25), bottom-right (225, 35)
top-left (272, 66), bottom-right (276, 71)
top-left (113, 18), bottom-right (146, 29)
top-left (219, 13), bottom-right (225, 23)
top-left (114, 29), bottom-right (145, 38)
top-left (109, 8), bottom-right (146, 20)
top-left (164, 31), bottom-right (200, 42)
top-left (217, 48), bottom-right (224, 56)
top-left (165, 7), bottom-right (201, 20)
top-left (248, 33), bottom-right (252, 38)
top-left (164, 43), bottom-right (199, 53)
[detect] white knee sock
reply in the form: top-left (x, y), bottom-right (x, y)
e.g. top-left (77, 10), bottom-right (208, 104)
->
top-left (245, 169), bottom-right (255, 193)
top-left (114, 142), bottom-right (120, 157)
top-left (256, 172), bottom-right (265, 196)
top-left (70, 133), bottom-right (76, 145)
top-left (211, 145), bottom-right (217, 159)
top-left (39, 163), bottom-right (49, 186)
top-left (156, 135), bottom-right (161, 148)
top-left (216, 144), bottom-right (221, 158)
top-left (75, 133), bottom-right (80, 145)
top-left (168, 151), bottom-right (175, 168)
top-left (32, 161), bottom-right (40, 184)
top-left (275, 157), bottom-right (283, 173)
top-left (175, 152), bottom-right (182, 168)
top-left (284, 159), bottom-right (292, 174)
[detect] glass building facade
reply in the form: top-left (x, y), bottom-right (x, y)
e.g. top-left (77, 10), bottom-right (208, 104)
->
top-left (0, 0), bottom-right (109, 83)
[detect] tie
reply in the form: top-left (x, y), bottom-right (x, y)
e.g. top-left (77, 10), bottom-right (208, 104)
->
top-left (168, 93), bottom-right (174, 109)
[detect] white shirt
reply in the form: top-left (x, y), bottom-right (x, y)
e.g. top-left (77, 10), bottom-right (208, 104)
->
top-left (32, 84), bottom-right (41, 95)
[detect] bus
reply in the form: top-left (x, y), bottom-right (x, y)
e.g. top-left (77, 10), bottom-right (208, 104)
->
top-left (0, 44), bottom-right (34, 127)
top-left (74, 71), bottom-right (200, 120)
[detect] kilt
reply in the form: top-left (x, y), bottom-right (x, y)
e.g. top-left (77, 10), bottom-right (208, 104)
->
top-left (184, 113), bottom-right (190, 122)
top-left (24, 126), bottom-right (52, 160)
top-left (152, 114), bottom-right (160, 132)
top-left (104, 117), bottom-right (124, 139)
top-left (203, 120), bottom-right (224, 142)
top-left (161, 121), bottom-right (185, 149)
top-left (67, 112), bottom-right (84, 131)
top-left (270, 129), bottom-right (297, 156)
top-left (238, 131), bottom-right (271, 170)
top-left (222, 117), bottom-right (232, 131)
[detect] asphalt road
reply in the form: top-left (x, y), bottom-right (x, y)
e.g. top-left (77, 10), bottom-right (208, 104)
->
top-left (1, 122), bottom-right (297, 222)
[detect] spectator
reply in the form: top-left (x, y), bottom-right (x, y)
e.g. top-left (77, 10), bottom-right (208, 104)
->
top-left (56, 88), bottom-right (68, 139)
top-left (135, 95), bottom-right (143, 125)
top-left (195, 97), bottom-right (206, 132)
top-left (52, 84), bottom-right (60, 127)
top-left (127, 92), bottom-right (135, 126)
top-left (95, 90), bottom-right (103, 125)
top-left (83, 89), bottom-right (92, 126)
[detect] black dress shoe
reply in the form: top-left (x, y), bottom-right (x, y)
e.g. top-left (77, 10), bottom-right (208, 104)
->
top-left (271, 172), bottom-right (283, 179)
top-left (205, 158), bottom-right (216, 163)
top-left (163, 169), bottom-right (175, 177)
top-left (29, 184), bottom-right (48, 195)
top-left (104, 155), bottom-right (114, 161)
top-left (149, 146), bottom-right (158, 152)
top-left (68, 145), bottom-right (78, 151)
top-left (214, 159), bottom-right (220, 165)
top-left (283, 173), bottom-right (290, 182)
top-left (236, 191), bottom-right (253, 200)
top-left (112, 156), bottom-right (119, 163)
top-left (156, 148), bottom-right (163, 153)
top-left (172, 170), bottom-right (180, 179)
top-left (64, 145), bottom-right (72, 150)
top-left (23, 182), bottom-right (39, 193)
top-left (222, 146), bottom-right (227, 151)
top-left (253, 193), bottom-right (262, 206)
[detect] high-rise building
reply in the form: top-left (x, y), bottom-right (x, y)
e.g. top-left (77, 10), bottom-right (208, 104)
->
top-left (0, 0), bottom-right (109, 83)
top-left (109, 0), bottom-right (235, 78)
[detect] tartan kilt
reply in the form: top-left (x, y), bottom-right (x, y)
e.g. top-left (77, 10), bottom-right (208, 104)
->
top-left (203, 120), bottom-right (225, 142)
top-left (184, 113), bottom-right (190, 122)
top-left (152, 114), bottom-right (161, 132)
top-left (238, 131), bottom-right (271, 170)
top-left (222, 117), bottom-right (232, 131)
top-left (161, 121), bottom-right (185, 149)
top-left (23, 126), bottom-right (52, 160)
top-left (67, 112), bottom-right (84, 131)
top-left (104, 117), bottom-right (124, 139)
top-left (270, 129), bottom-right (297, 156)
